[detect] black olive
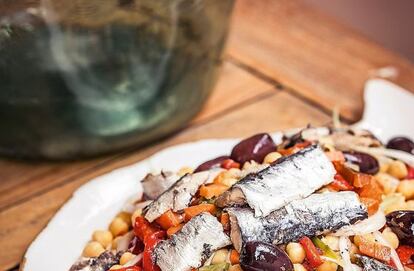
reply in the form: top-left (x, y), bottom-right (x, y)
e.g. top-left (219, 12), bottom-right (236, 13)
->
top-left (386, 137), bottom-right (414, 154)
top-left (386, 211), bottom-right (414, 247)
top-left (231, 133), bottom-right (276, 164)
top-left (343, 151), bottom-right (379, 175)
top-left (194, 156), bottom-right (230, 172)
top-left (240, 241), bottom-right (293, 271)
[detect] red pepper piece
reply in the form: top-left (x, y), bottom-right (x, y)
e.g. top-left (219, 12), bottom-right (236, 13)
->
top-left (407, 165), bottom-right (414, 179)
top-left (396, 245), bottom-right (414, 265)
top-left (221, 159), bottom-right (240, 170)
top-left (142, 231), bottom-right (166, 271)
top-left (328, 174), bottom-right (354, 191)
top-left (134, 216), bottom-right (160, 241)
top-left (299, 236), bottom-right (324, 268)
top-left (115, 267), bottom-right (142, 271)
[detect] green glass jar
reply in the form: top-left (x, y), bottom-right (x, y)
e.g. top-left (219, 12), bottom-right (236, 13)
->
top-left (0, 0), bottom-right (234, 159)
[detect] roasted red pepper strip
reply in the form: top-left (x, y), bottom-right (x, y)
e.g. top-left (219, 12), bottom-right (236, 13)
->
top-left (299, 236), bottom-right (324, 268)
top-left (142, 231), bottom-right (166, 271)
top-left (115, 267), bottom-right (143, 271)
top-left (221, 159), bottom-right (240, 170)
top-left (134, 216), bottom-right (160, 241)
top-left (396, 245), bottom-right (414, 265)
top-left (328, 174), bottom-right (354, 191)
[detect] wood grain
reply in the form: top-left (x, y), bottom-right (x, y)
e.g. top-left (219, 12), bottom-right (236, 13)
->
top-left (0, 62), bottom-right (272, 212)
top-left (227, 0), bottom-right (414, 121)
top-left (0, 91), bottom-right (329, 270)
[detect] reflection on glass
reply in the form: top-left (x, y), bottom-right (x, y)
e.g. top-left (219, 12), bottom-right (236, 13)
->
top-left (0, 0), bottom-right (234, 159)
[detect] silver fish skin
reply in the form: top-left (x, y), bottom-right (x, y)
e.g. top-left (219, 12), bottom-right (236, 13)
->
top-left (141, 171), bottom-right (178, 200)
top-left (69, 251), bottom-right (121, 271)
top-left (227, 192), bottom-right (368, 252)
top-left (153, 213), bottom-right (231, 271)
top-left (144, 171), bottom-right (210, 222)
top-left (216, 145), bottom-right (336, 217)
top-left (356, 255), bottom-right (397, 271)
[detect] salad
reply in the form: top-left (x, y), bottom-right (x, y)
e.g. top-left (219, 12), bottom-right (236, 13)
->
top-left (70, 125), bottom-right (414, 271)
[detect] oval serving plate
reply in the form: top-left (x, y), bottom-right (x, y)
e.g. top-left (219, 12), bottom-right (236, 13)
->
top-left (23, 79), bottom-right (413, 271)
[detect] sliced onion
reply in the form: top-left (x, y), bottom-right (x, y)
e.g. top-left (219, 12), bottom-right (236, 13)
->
top-left (320, 255), bottom-right (343, 267)
top-left (349, 145), bottom-right (414, 167)
top-left (124, 253), bottom-right (143, 267)
top-left (333, 210), bottom-right (386, 236)
top-left (339, 236), bottom-right (354, 271)
top-left (114, 231), bottom-right (134, 252)
top-left (373, 231), bottom-right (404, 271)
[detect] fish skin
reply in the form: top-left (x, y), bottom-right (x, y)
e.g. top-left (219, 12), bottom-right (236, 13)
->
top-left (217, 145), bottom-right (336, 217)
top-left (356, 255), bottom-right (397, 271)
top-left (141, 171), bottom-right (178, 200)
top-left (227, 192), bottom-right (368, 252)
top-left (144, 171), bottom-right (210, 222)
top-left (69, 251), bottom-right (122, 271)
top-left (153, 213), bottom-right (231, 271)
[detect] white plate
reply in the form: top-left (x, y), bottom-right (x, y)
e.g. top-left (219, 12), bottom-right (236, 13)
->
top-left (23, 79), bottom-right (413, 271)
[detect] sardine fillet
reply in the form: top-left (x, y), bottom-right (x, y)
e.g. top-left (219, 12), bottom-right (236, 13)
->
top-left (356, 255), bottom-right (397, 271)
top-left (141, 171), bottom-right (178, 200)
top-left (153, 213), bottom-right (231, 271)
top-left (144, 171), bottom-right (209, 222)
top-left (217, 145), bottom-right (336, 217)
top-left (227, 192), bottom-right (368, 252)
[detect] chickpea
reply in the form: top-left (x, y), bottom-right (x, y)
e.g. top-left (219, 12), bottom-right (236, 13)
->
top-left (375, 173), bottom-right (399, 195)
top-left (379, 162), bottom-right (390, 173)
top-left (406, 200), bottom-right (414, 210)
top-left (178, 166), bottom-right (193, 176)
top-left (211, 249), bottom-right (229, 264)
top-left (92, 230), bottom-right (113, 248)
top-left (109, 265), bottom-right (123, 270)
top-left (382, 230), bottom-right (399, 249)
top-left (228, 264), bottom-right (243, 271)
top-left (82, 241), bottom-right (105, 258)
top-left (293, 263), bottom-right (308, 271)
top-left (220, 178), bottom-right (239, 187)
top-left (227, 168), bottom-right (242, 178)
top-left (397, 180), bottom-right (414, 200)
top-left (321, 236), bottom-right (339, 251)
top-left (316, 261), bottom-right (338, 271)
top-left (109, 217), bottom-right (129, 237)
top-left (388, 160), bottom-right (408, 179)
top-left (119, 252), bottom-right (135, 265)
top-left (263, 152), bottom-right (282, 164)
top-left (286, 242), bottom-right (306, 264)
top-left (116, 212), bottom-right (132, 227)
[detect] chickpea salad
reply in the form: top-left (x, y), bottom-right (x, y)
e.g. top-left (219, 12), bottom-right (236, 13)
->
top-left (70, 125), bottom-right (414, 271)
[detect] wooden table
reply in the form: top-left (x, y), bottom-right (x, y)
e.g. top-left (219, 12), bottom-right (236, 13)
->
top-left (1, 0), bottom-right (414, 270)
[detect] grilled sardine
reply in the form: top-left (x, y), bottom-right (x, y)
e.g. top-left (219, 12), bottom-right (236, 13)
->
top-left (217, 145), bottom-right (336, 217)
top-left (152, 213), bottom-right (231, 271)
top-left (144, 171), bottom-right (210, 222)
top-left (227, 191), bottom-right (367, 251)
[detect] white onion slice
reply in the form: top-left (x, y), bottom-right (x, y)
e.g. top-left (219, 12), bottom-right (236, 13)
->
top-left (373, 231), bottom-right (404, 271)
top-left (124, 253), bottom-right (143, 267)
top-left (321, 255), bottom-right (343, 267)
top-left (114, 231), bottom-right (134, 252)
top-left (333, 210), bottom-right (386, 236)
top-left (339, 236), bottom-right (354, 271)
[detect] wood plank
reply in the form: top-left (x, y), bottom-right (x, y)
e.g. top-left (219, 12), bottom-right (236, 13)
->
top-left (0, 91), bottom-right (330, 270)
top-left (227, 0), bottom-right (414, 121)
top-left (193, 62), bottom-right (274, 123)
top-left (0, 61), bottom-right (272, 212)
